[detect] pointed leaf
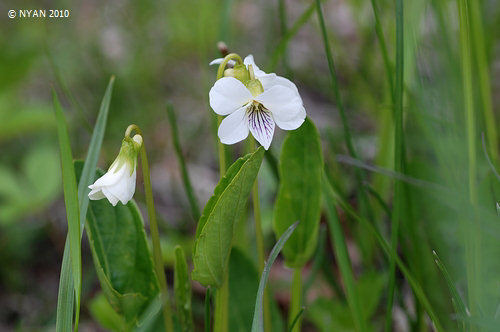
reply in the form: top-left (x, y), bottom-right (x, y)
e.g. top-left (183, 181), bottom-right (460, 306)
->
top-left (192, 147), bottom-right (265, 287)
top-left (273, 118), bottom-right (323, 267)
top-left (79, 162), bottom-right (160, 328)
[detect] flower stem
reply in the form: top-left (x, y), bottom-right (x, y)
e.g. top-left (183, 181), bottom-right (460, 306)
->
top-left (288, 268), bottom-right (302, 332)
top-left (211, 53), bottom-right (247, 332)
top-left (205, 288), bottom-right (211, 332)
top-left (248, 138), bottom-right (271, 332)
top-left (214, 274), bottom-right (229, 332)
top-left (211, 57), bottom-right (236, 332)
top-left (126, 124), bottom-right (173, 332)
top-left (216, 53), bottom-right (243, 80)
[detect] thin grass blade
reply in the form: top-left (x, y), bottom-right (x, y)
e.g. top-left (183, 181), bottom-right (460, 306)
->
top-left (166, 103), bottom-right (200, 221)
top-left (385, 0), bottom-right (405, 329)
top-left (323, 174), bottom-right (445, 332)
top-left (251, 221), bottom-right (299, 332)
top-left (322, 173), bottom-right (368, 332)
top-left (55, 77), bottom-right (114, 332)
top-left (53, 90), bottom-right (81, 330)
top-left (433, 250), bottom-right (468, 331)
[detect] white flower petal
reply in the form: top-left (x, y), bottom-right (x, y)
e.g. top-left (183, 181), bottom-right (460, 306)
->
top-left (209, 77), bottom-right (253, 115)
top-left (248, 105), bottom-right (275, 150)
top-left (209, 58), bottom-right (236, 66)
top-left (272, 107), bottom-right (306, 130)
top-left (218, 106), bottom-right (250, 145)
top-left (106, 168), bottom-right (135, 205)
top-left (262, 75), bottom-right (299, 96)
top-left (102, 187), bottom-right (120, 206)
top-left (255, 85), bottom-right (306, 130)
top-left (88, 188), bottom-right (106, 200)
top-left (87, 163), bottom-right (136, 206)
top-left (243, 55), bottom-right (277, 87)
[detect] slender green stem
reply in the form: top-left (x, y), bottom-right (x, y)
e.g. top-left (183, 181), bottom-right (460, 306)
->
top-left (315, 0), bottom-right (373, 221)
top-left (288, 268), bottom-right (302, 332)
top-left (166, 104), bottom-right (201, 221)
top-left (369, 0), bottom-right (395, 104)
top-left (278, 0), bottom-right (293, 79)
top-left (211, 54), bottom-right (244, 332)
top-left (214, 274), bottom-right (229, 332)
top-left (248, 138), bottom-right (271, 332)
top-left (322, 173), bottom-right (368, 332)
top-left (458, 0), bottom-right (478, 326)
top-left (385, 0), bottom-right (404, 330)
top-left (126, 125), bottom-right (173, 332)
top-left (269, 1), bottom-right (319, 72)
top-left (469, 0), bottom-right (498, 163)
top-left (205, 288), bottom-right (211, 332)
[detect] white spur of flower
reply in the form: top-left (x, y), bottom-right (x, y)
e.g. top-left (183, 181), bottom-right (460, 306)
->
top-left (209, 55), bottom-right (306, 150)
top-left (88, 134), bottom-right (142, 206)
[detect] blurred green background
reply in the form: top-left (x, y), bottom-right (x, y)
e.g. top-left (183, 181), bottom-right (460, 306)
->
top-left (1, 0), bottom-right (500, 331)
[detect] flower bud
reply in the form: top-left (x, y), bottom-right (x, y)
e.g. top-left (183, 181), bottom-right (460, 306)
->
top-left (224, 64), bottom-right (250, 84)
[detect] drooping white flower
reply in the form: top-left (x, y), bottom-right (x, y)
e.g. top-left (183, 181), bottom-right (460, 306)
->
top-left (88, 134), bottom-right (143, 206)
top-left (209, 55), bottom-right (306, 150)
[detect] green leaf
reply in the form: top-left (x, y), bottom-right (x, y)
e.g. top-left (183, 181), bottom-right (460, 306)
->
top-left (89, 293), bottom-right (127, 331)
top-left (56, 76), bottom-right (114, 332)
top-left (174, 245), bottom-right (194, 332)
top-left (192, 147), bottom-right (265, 288)
top-left (307, 273), bottom-right (384, 332)
top-left (228, 248), bottom-right (259, 332)
top-left (53, 90), bottom-right (82, 330)
top-left (322, 173), bottom-right (368, 332)
top-left (251, 221), bottom-right (299, 332)
top-left (81, 162), bottom-right (160, 328)
top-left (273, 118), bottom-right (323, 267)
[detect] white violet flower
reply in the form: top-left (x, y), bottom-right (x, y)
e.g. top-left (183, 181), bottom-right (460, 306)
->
top-left (88, 134), bottom-right (143, 206)
top-left (209, 55), bottom-right (306, 150)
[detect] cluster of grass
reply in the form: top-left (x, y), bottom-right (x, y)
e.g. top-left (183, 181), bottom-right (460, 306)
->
top-left (1, 0), bottom-right (500, 331)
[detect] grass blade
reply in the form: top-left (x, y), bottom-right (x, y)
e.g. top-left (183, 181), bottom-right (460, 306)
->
top-left (251, 221), bottom-right (299, 332)
top-left (55, 77), bottom-right (115, 332)
top-left (55, 242), bottom-right (74, 331)
top-left (469, 0), bottom-right (498, 163)
top-left (315, 0), bottom-right (373, 221)
top-left (166, 103), bottom-right (201, 221)
top-left (385, 0), bottom-right (405, 329)
top-left (433, 250), bottom-right (468, 331)
top-left (77, 76), bottom-right (115, 228)
top-left (174, 245), bottom-right (194, 332)
top-left (323, 174), bottom-right (445, 332)
top-left (322, 173), bottom-right (368, 332)
top-left (268, 2), bottom-right (318, 72)
top-left (53, 90), bottom-right (81, 330)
